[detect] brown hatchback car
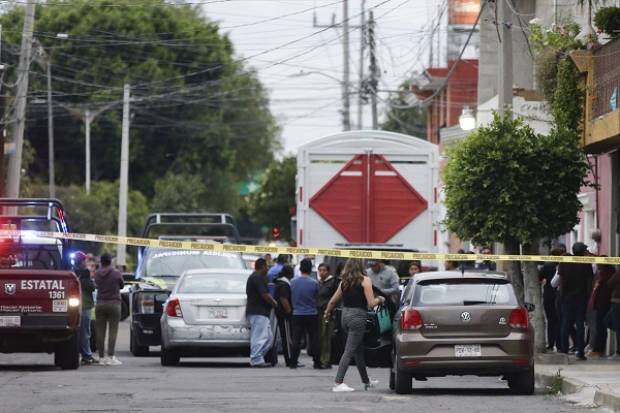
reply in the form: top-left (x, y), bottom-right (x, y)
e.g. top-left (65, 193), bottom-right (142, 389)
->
top-left (391, 271), bottom-right (535, 395)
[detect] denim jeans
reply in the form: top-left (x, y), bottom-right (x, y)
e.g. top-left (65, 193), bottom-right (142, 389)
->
top-left (248, 314), bottom-right (273, 366)
top-left (80, 309), bottom-right (93, 358)
top-left (560, 296), bottom-right (587, 356)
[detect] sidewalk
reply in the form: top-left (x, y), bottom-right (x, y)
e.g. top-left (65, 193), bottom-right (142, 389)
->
top-left (536, 356), bottom-right (620, 411)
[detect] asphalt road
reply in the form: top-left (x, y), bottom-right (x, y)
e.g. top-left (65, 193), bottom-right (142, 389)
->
top-left (0, 321), bottom-right (602, 413)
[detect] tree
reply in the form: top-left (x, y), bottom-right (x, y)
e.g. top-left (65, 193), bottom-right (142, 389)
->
top-left (247, 157), bottom-right (296, 241)
top-left (152, 173), bottom-right (209, 213)
top-left (443, 112), bottom-right (590, 351)
top-left (381, 82), bottom-right (426, 138)
top-left (0, 0), bottom-right (279, 206)
top-left (24, 181), bottom-right (149, 254)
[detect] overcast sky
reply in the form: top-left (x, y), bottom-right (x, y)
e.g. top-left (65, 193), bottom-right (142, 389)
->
top-left (202, 0), bottom-right (442, 154)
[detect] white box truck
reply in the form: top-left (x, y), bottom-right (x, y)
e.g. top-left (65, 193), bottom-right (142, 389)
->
top-left (296, 130), bottom-right (441, 253)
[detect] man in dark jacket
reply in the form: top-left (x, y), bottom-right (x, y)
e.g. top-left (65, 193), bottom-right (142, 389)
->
top-left (94, 253), bottom-right (124, 366)
top-left (273, 265), bottom-right (294, 366)
top-left (557, 242), bottom-right (594, 360)
top-left (608, 268), bottom-right (620, 359)
top-left (246, 258), bottom-right (278, 367)
top-left (317, 263), bottom-right (338, 369)
top-left (73, 251), bottom-right (96, 365)
top-left (539, 247), bottom-right (564, 351)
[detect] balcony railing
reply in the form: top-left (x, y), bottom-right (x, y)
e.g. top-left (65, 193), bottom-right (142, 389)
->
top-left (592, 39), bottom-right (620, 119)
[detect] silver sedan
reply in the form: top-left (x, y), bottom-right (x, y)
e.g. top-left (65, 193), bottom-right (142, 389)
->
top-left (160, 268), bottom-right (254, 366)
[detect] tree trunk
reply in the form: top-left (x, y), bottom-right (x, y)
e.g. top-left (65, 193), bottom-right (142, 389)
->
top-left (522, 241), bottom-right (546, 353)
top-left (504, 239), bottom-right (524, 302)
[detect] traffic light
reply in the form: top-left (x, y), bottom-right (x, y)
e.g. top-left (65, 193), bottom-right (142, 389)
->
top-left (271, 227), bottom-right (281, 240)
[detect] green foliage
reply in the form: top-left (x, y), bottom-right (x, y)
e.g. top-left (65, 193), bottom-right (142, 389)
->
top-left (444, 112), bottom-right (589, 246)
top-left (594, 7), bottom-right (620, 38)
top-left (534, 49), bottom-right (560, 105)
top-left (24, 181), bottom-right (149, 253)
top-left (529, 22), bottom-right (583, 105)
top-left (529, 22), bottom-right (583, 53)
top-left (1, 0), bottom-right (279, 209)
top-left (247, 157), bottom-right (296, 240)
top-left (381, 82), bottom-right (426, 137)
top-left (552, 59), bottom-right (583, 133)
top-left (152, 173), bottom-right (208, 213)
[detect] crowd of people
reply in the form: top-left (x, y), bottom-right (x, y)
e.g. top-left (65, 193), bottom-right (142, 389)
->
top-left (245, 255), bottom-right (400, 392)
top-left (540, 242), bottom-right (620, 360)
top-left (72, 251), bottom-right (125, 366)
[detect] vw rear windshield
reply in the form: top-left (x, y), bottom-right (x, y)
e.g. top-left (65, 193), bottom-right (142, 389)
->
top-left (412, 279), bottom-right (517, 307)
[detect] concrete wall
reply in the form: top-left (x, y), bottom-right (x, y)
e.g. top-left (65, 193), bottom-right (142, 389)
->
top-left (477, 0), bottom-right (535, 105)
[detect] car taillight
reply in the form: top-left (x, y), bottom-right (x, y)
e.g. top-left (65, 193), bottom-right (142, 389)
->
top-left (400, 309), bottom-right (423, 330)
top-left (165, 298), bottom-right (183, 318)
top-left (509, 308), bottom-right (529, 329)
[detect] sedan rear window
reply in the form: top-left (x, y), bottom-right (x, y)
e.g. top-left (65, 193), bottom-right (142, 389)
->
top-left (177, 273), bottom-right (247, 294)
top-left (412, 279), bottom-right (517, 307)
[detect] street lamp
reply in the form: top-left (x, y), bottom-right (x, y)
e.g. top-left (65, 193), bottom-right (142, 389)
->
top-left (459, 106), bottom-right (476, 131)
top-left (289, 70), bottom-right (343, 84)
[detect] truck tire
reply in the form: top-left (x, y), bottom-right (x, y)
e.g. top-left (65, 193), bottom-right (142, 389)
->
top-left (508, 368), bottom-right (535, 395)
top-left (130, 328), bottom-right (149, 357)
top-left (394, 365), bottom-right (412, 394)
top-left (160, 346), bottom-right (180, 366)
top-left (56, 334), bottom-right (80, 370)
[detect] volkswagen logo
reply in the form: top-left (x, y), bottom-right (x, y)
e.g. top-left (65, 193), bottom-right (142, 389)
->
top-left (460, 311), bottom-right (472, 322)
top-left (4, 283), bottom-right (16, 295)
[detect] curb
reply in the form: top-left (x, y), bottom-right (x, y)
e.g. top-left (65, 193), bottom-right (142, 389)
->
top-left (594, 389), bottom-right (620, 412)
top-left (536, 371), bottom-right (620, 412)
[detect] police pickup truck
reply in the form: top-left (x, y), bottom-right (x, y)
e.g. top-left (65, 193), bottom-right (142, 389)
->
top-left (0, 199), bottom-right (81, 369)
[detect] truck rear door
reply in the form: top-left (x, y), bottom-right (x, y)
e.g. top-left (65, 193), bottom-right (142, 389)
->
top-left (0, 270), bottom-right (81, 329)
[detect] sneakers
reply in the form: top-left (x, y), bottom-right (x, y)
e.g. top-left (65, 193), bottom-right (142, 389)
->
top-left (107, 356), bottom-right (122, 366)
top-left (576, 354), bottom-right (587, 361)
top-left (81, 357), bottom-right (95, 365)
top-left (364, 378), bottom-right (379, 391)
top-left (609, 353), bottom-right (620, 361)
top-left (332, 383), bottom-right (355, 393)
top-left (98, 357), bottom-right (110, 366)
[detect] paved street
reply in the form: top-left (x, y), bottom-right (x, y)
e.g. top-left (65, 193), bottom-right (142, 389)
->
top-left (0, 321), bottom-right (603, 413)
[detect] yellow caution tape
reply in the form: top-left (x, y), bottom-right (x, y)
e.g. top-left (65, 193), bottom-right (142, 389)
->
top-left (4, 230), bottom-right (619, 265)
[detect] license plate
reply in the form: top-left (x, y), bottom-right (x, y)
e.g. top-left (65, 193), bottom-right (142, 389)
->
top-left (52, 300), bottom-right (68, 313)
top-left (454, 344), bottom-right (482, 357)
top-left (0, 316), bottom-right (21, 327)
top-left (207, 307), bottom-right (228, 319)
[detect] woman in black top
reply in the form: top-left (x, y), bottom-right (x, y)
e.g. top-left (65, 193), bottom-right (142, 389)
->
top-left (325, 258), bottom-right (385, 392)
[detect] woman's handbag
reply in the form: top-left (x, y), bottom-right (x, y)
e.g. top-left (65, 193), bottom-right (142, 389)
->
top-left (367, 305), bottom-right (392, 335)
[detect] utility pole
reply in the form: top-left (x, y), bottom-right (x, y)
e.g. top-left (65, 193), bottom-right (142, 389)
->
top-left (0, 24), bottom-right (5, 199)
top-left (117, 84), bottom-right (130, 267)
top-left (368, 11), bottom-right (379, 129)
top-left (498, 0), bottom-right (513, 114)
top-left (357, 0), bottom-right (365, 129)
top-left (85, 109), bottom-right (92, 194)
top-left (58, 102), bottom-right (118, 194)
top-left (6, 1), bottom-right (36, 198)
top-left (342, 0), bottom-right (351, 131)
top-left (46, 59), bottom-right (55, 198)
top-left (314, 2), bottom-right (360, 131)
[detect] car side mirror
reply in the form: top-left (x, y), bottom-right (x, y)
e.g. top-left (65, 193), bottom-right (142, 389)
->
top-left (524, 303), bottom-right (535, 312)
